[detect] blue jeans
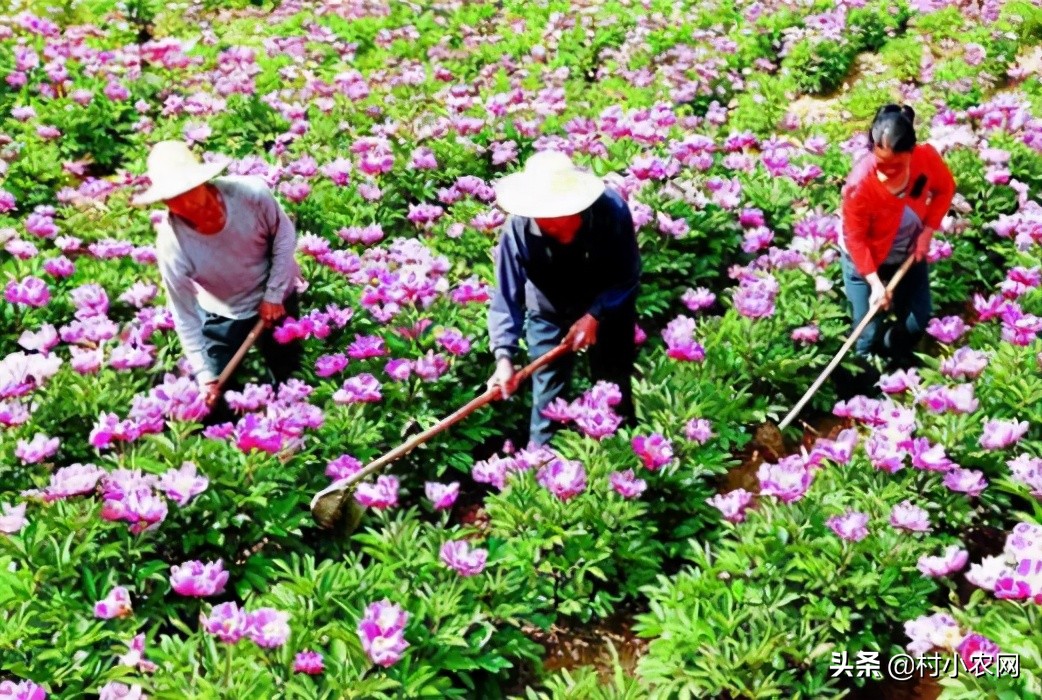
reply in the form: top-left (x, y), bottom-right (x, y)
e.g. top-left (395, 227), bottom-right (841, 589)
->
top-left (525, 306), bottom-right (636, 446)
top-left (840, 253), bottom-right (931, 363)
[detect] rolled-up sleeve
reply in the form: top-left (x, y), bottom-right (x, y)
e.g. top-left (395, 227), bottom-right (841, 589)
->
top-left (588, 199), bottom-right (640, 320)
top-left (260, 187), bottom-right (298, 304)
top-left (488, 220), bottom-right (526, 361)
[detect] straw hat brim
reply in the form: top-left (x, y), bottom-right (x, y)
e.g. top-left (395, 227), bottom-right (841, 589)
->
top-left (131, 161), bottom-right (229, 206)
top-left (494, 169), bottom-right (605, 218)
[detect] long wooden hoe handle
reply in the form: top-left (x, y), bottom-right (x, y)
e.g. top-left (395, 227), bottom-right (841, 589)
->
top-left (777, 255), bottom-right (916, 431)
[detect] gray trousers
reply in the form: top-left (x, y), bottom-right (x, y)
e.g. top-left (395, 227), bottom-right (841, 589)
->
top-left (525, 306), bottom-right (636, 446)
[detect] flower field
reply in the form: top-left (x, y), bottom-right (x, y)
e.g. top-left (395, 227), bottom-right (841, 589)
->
top-left (2, 0), bottom-right (1042, 697)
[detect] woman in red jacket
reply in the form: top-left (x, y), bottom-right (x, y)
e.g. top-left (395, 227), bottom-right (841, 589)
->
top-left (839, 104), bottom-right (956, 375)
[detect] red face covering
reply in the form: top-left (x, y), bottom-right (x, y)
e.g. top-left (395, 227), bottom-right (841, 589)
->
top-left (534, 214), bottom-right (583, 244)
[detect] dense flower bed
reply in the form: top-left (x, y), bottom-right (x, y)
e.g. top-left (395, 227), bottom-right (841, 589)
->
top-left (2, 0), bottom-right (1042, 697)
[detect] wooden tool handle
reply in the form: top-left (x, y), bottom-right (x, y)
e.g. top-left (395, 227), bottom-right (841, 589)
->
top-left (309, 342), bottom-right (572, 508)
top-left (777, 255), bottom-right (916, 431)
top-left (215, 318), bottom-right (266, 392)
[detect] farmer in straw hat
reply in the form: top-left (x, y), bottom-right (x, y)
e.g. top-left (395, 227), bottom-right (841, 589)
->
top-left (132, 141), bottom-right (303, 418)
top-left (488, 150), bottom-right (642, 446)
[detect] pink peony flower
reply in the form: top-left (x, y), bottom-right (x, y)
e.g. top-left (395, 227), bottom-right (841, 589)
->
top-left (758, 455), bottom-right (813, 504)
top-left (536, 458), bottom-right (587, 501)
top-left (979, 418), bottom-right (1029, 451)
top-left (355, 475), bottom-right (399, 509)
top-left (632, 433), bottom-right (674, 470)
top-left (440, 540), bottom-right (488, 577)
top-left (202, 602), bottom-right (247, 644)
top-left (663, 315), bottom-right (706, 361)
top-left (707, 489), bottom-right (753, 523)
top-left (917, 545), bottom-right (970, 577)
top-left (357, 599), bottom-right (409, 668)
top-left (94, 586), bottom-right (133, 619)
top-left (610, 470), bottom-right (647, 499)
top-left (245, 607), bottom-right (291, 648)
top-left (890, 501), bottom-right (931, 533)
top-left (424, 481), bottom-right (459, 510)
top-left (827, 510), bottom-right (870, 542)
top-left (170, 559), bottom-right (228, 597)
top-left (294, 650), bottom-right (324, 674)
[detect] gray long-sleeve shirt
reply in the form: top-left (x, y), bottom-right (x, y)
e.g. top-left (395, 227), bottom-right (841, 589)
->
top-left (488, 187), bottom-right (641, 361)
top-left (155, 175), bottom-right (300, 383)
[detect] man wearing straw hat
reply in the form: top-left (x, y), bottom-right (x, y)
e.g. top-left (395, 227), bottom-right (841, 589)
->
top-left (132, 141), bottom-right (303, 415)
top-left (488, 150), bottom-right (641, 446)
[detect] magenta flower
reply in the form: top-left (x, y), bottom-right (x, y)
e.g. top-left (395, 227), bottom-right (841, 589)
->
top-left (684, 418), bottom-right (714, 444)
top-left (0, 680), bottom-right (46, 700)
top-left (436, 328), bottom-right (471, 356)
top-left (321, 158), bottom-right (352, 185)
top-left (326, 454), bottom-right (363, 480)
top-left (979, 418), bottom-right (1029, 450)
top-left (245, 607), bottom-right (291, 649)
top-left (940, 347), bottom-right (989, 380)
top-left (904, 612), bottom-right (962, 657)
top-left (158, 461), bottom-right (209, 507)
top-left (917, 545), bottom-right (969, 577)
top-left (956, 633), bottom-right (1000, 673)
top-left (944, 468), bottom-right (988, 497)
top-left (572, 404), bottom-right (623, 440)
top-left (965, 556), bottom-right (1010, 592)
top-left (827, 510), bottom-right (870, 542)
top-left (424, 481), bottom-right (459, 510)
top-left (440, 540), bottom-right (488, 577)
top-left (663, 315), bottom-right (705, 361)
top-left (472, 455), bottom-right (514, 490)
top-left (43, 463), bottom-right (105, 501)
top-left (94, 586), bottom-right (133, 619)
top-left (758, 455), bottom-right (813, 504)
top-left (926, 316), bottom-right (970, 344)
top-left (294, 650), bottom-right (325, 674)
top-left (224, 383), bottom-right (273, 412)
top-left (357, 599), bottom-right (409, 668)
top-left (890, 501), bottom-right (931, 533)
top-left (413, 351), bottom-right (449, 381)
top-left (355, 475), bottom-right (399, 509)
top-left (99, 684), bottom-right (141, 700)
top-left (117, 633), bottom-right (157, 670)
top-left (879, 369), bottom-right (920, 394)
top-left (312, 352), bottom-right (350, 379)
top-left (1008, 454), bottom-right (1042, 498)
top-left (707, 489), bottom-right (753, 523)
top-left (791, 325), bottom-right (820, 344)
top-left (233, 414), bottom-right (284, 454)
top-left (632, 433), bottom-right (674, 470)
top-left (333, 374), bottom-right (382, 404)
top-left (15, 433), bottom-right (59, 464)
top-left (907, 438), bottom-right (955, 472)
top-left (170, 559), bottom-right (228, 597)
top-left (610, 470), bottom-right (648, 499)
top-left (43, 256), bottom-right (75, 278)
top-left (5, 276), bottom-right (50, 307)
top-left (537, 458), bottom-right (588, 502)
top-left (866, 434), bottom-right (907, 473)
top-left (202, 602), bottom-right (247, 644)
top-left (0, 503), bottom-right (28, 535)
top-left (813, 428), bottom-right (858, 466)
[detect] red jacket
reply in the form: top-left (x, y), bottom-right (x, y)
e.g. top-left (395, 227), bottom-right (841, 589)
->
top-left (841, 143), bottom-right (956, 277)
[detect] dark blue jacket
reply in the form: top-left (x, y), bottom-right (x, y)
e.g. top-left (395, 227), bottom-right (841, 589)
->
top-left (488, 188), bottom-right (641, 361)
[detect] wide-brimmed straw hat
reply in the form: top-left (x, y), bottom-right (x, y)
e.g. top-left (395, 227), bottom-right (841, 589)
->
top-left (493, 150), bottom-right (605, 218)
top-left (131, 140), bottom-right (228, 206)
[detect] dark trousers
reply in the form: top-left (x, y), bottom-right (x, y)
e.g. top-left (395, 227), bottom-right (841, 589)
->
top-left (840, 253), bottom-right (931, 366)
top-left (200, 292), bottom-right (303, 424)
top-left (525, 306), bottom-right (636, 446)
